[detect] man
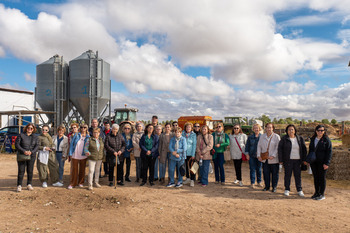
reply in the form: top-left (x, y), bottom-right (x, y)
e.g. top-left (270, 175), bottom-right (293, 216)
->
top-left (88, 118), bottom-right (103, 137)
top-left (172, 121), bottom-right (178, 132)
top-left (152, 115), bottom-right (159, 127)
top-left (193, 123), bottom-right (201, 136)
top-left (101, 121), bottom-right (111, 177)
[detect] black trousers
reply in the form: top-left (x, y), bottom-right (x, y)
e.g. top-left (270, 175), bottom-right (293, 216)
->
top-left (124, 157), bottom-right (131, 179)
top-left (142, 156), bottom-right (155, 183)
top-left (310, 162), bottom-right (327, 196)
top-left (185, 157), bottom-right (196, 180)
top-left (103, 161), bottom-right (109, 175)
top-left (284, 159), bottom-right (302, 191)
top-left (117, 158), bottom-right (125, 182)
top-left (17, 156), bottom-right (36, 186)
top-left (233, 159), bottom-right (242, 181)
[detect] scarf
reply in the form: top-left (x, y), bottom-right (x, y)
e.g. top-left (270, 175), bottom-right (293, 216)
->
top-left (175, 136), bottom-right (181, 151)
top-left (125, 133), bottom-right (131, 141)
top-left (42, 133), bottom-right (53, 146)
top-left (215, 131), bottom-right (224, 144)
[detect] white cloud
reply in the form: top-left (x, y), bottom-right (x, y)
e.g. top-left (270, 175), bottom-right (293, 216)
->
top-left (24, 72), bottom-right (35, 82)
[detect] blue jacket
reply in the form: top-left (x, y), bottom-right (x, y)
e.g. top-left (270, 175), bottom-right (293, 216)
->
top-left (122, 133), bottom-right (133, 158)
top-left (169, 136), bottom-right (187, 162)
top-left (139, 134), bottom-right (159, 159)
top-left (245, 133), bottom-right (261, 158)
top-left (69, 133), bottom-right (90, 156)
top-left (182, 131), bottom-right (197, 157)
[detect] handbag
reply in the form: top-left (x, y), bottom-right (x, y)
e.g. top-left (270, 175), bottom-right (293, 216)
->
top-left (306, 151), bottom-right (316, 164)
top-left (234, 137), bottom-right (247, 161)
top-left (210, 148), bottom-right (215, 156)
top-left (17, 152), bottom-right (31, 161)
top-left (260, 134), bottom-right (273, 160)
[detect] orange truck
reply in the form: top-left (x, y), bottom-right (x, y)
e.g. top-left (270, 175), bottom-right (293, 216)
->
top-left (178, 116), bottom-right (215, 131)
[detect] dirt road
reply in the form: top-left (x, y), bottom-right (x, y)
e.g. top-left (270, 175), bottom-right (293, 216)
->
top-left (1, 153), bottom-right (349, 233)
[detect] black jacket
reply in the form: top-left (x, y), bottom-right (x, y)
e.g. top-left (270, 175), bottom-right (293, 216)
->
top-left (278, 134), bottom-right (307, 164)
top-left (15, 133), bottom-right (39, 156)
top-left (104, 133), bottom-right (126, 162)
top-left (308, 135), bottom-right (332, 166)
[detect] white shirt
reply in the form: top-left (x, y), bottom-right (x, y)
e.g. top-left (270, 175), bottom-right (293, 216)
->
top-left (290, 137), bottom-right (300, 160)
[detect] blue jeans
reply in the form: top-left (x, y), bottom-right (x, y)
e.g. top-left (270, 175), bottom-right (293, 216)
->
top-left (213, 153), bottom-right (225, 182)
top-left (200, 160), bottom-right (210, 185)
top-left (249, 157), bottom-right (262, 184)
top-left (263, 162), bottom-right (279, 189)
top-left (159, 159), bottom-right (166, 179)
top-left (56, 152), bottom-right (65, 181)
top-left (154, 157), bottom-right (159, 179)
top-left (168, 159), bottom-right (184, 184)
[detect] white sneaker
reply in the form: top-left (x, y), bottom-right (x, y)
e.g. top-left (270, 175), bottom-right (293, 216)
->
top-left (183, 179), bottom-right (191, 185)
top-left (17, 185), bottom-right (22, 192)
top-left (298, 191), bottom-right (305, 197)
top-left (95, 183), bottom-right (101, 188)
top-left (239, 181), bottom-right (243, 187)
top-left (27, 184), bottom-right (34, 191)
top-left (190, 180), bottom-right (194, 187)
top-left (233, 180), bottom-right (239, 184)
top-left (284, 190), bottom-right (290, 196)
top-left (42, 182), bottom-right (48, 188)
top-left (88, 185), bottom-right (93, 190)
top-left (53, 182), bottom-right (63, 187)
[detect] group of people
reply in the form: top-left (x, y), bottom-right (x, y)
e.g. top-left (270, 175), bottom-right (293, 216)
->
top-left (15, 116), bottom-right (332, 201)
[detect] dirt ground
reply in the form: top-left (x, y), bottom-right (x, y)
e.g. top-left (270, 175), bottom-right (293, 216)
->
top-left (1, 153), bottom-right (350, 233)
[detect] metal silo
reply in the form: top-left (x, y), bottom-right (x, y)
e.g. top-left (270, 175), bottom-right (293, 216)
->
top-left (36, 55), bottom-right (70, 126)
top-left (69, 50), bottom-right (111, 124)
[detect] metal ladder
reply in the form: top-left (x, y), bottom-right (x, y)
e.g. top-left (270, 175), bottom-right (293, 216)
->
top-left (89, 58), bottom-right (98, 123)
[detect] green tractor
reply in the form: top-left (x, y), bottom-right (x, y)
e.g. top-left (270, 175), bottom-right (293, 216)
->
top-left (223, 117), bottom-right (262, 135)
top-left (113, 107), bottom-right (138, 131)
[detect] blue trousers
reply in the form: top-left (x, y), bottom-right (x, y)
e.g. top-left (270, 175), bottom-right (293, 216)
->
top-left (168, 159), bottom-right (183, 184)
top-left (263, 161), bottom-right (279, 189)
top-left (249, 157), bottom-right (262, 184)
top-left (200, 160), bottom-right (210, 185)
top-left (56, 152), bottom-right (65, 181)
top-left (213, 153), bottom-right (225, 182)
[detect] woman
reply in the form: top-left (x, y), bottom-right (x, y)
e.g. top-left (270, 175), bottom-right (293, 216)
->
top-left (122, 123), bottom-right (133, 183)
top-left (68, 123), bottom-right (90, 189)
top-left (196, 125), bottom-right (213, 187)
top-left (308, 125), bottom-right (332, 200)
top-left (158, 123), bottom-right (173, 184)
top-left (257, 123), bottom-right (281, 192)
top-left (84, 128), bottom-right (104, 190)
top-left (245, 124), bottom-right (263, 188)
top-left (167, 127), bottom-right (187, 188)
top-left (139, 124), bottom-right (159, 186)
top-left (132, 122), bottom-right (144, 182)
top-left (67, 123), bottom-right (79, 162)
top-left (278, 124), bottom-right (307, 197)
top-left (15, 123), bottom-right (39, 192)
top-left (182, 122), bottom-right (197, 187)
top-left (52, 126), bottom-right (69, 184)
top-left (153, 125), bottom-right (162, 182)
top-left (37, 125), bottom-right (62, 188)
top-left (105, 124), bottom-right (126, 186)
top-left (229, 124), bottom-right (247, 186)
top-left (212, 122), bottom-right (229, 184)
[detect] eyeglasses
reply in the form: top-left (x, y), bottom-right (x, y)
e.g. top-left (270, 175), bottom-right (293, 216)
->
top-left (27, 127), bottom-right (33, 130)
top-left (217, 126), bottom-right (222, 128)
top-left (80, 126), bottom-right (88, 129)
top-left (233, 128), bottom-right (240, 130)
top-left (317, 129), bottom-right (325, 132)
top-left (124, 128), bottom-right (131, 130)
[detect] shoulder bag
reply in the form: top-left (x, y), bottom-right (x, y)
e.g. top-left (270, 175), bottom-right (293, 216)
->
top-left (260, 135), bottom-right (273, 160)
top-left (234, 137), bottom-right (247, 161)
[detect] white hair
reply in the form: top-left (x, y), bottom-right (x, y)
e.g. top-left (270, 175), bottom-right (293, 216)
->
top-left (112, 124), bottom-right (119, 130)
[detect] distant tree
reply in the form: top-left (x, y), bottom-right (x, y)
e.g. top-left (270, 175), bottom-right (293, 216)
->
top-left (278, 118), bottom-right (286, 124)
top-left (301, 119), bottom-right (307, 125)
top-left (259, 114), bottom-right (271, 124)
top-left (293, 119), bottom-right (300, 124)
top-left (331, 119), bottom-right (337, 124)
top-left (272, 118), bottom-right (278, 124)
top-left (321, 119), bottom-right (330, 124)
top-left (308, 120), bottom-right (312, 123)
top-left (314, 120), bottom-right (320, 123)
top-left (286, 117), bottom-right (293, 124)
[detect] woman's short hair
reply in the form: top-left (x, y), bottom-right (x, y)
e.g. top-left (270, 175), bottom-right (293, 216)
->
top-left (70, 123), bottom-right (79, 129)
top-left (285, 124), bottom-right (297, 134)
top-left (23, 123), bottom-right (37, 133)
top-left (184, 122), bottom-right (193, 131)
top-left (112, 124), bottom-right (120, 130)
top-left (136, 121), bottom-right (144, 130)
top-left (165, 122), bottom-right (171, 127)
top-left (252, 123), bottom-right (262, 131)
top-left (174, 127), bottom-right (182, 133)
top-left (231, 124), bottom-right (243, 134)
top-left (93, 128), bottom-right (101, 133)
top-left (57, 126), bottom-right (66, 133)
top-left (201, 125), bottom-right (210, 133)
top-left (42, 124), bottom-right (50, 130)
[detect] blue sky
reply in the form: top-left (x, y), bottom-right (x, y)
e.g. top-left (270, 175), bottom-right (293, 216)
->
top-left (1, 0), bottom-right (350, 121)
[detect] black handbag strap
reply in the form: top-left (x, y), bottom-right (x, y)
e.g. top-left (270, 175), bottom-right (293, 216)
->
top-left (202, 134), bottom-right (208, 147)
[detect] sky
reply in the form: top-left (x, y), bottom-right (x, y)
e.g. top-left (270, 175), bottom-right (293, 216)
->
top-left (0, 0), bottom-right (350, 121)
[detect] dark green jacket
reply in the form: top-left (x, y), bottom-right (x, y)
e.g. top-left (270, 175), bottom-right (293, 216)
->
top-left (84, 137), bottom-right (104, 161)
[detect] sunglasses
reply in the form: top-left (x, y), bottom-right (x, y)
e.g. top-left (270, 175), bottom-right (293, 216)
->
top-left (194, 126), bottom-right (200, 128)
top-left (217, 126), bottom-right (222, 128)
top-left (233, 127), bottom-right (240, 130)
top-left (80, 126), bottom-right (88, 129)
top-left (43, 129), bottom-right (49, 132)
top-left (317, 129), bottom-right (325, 132)
top-left (27, 127), bottom-right (33, 130)
top-left (124, 128), bottom-right (131, 130)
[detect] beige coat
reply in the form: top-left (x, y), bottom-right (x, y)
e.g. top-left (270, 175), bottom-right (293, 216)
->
top-left (196, 134), bottom-right (213, 161)
top-left (132, 132), bottom-right (143, 158)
